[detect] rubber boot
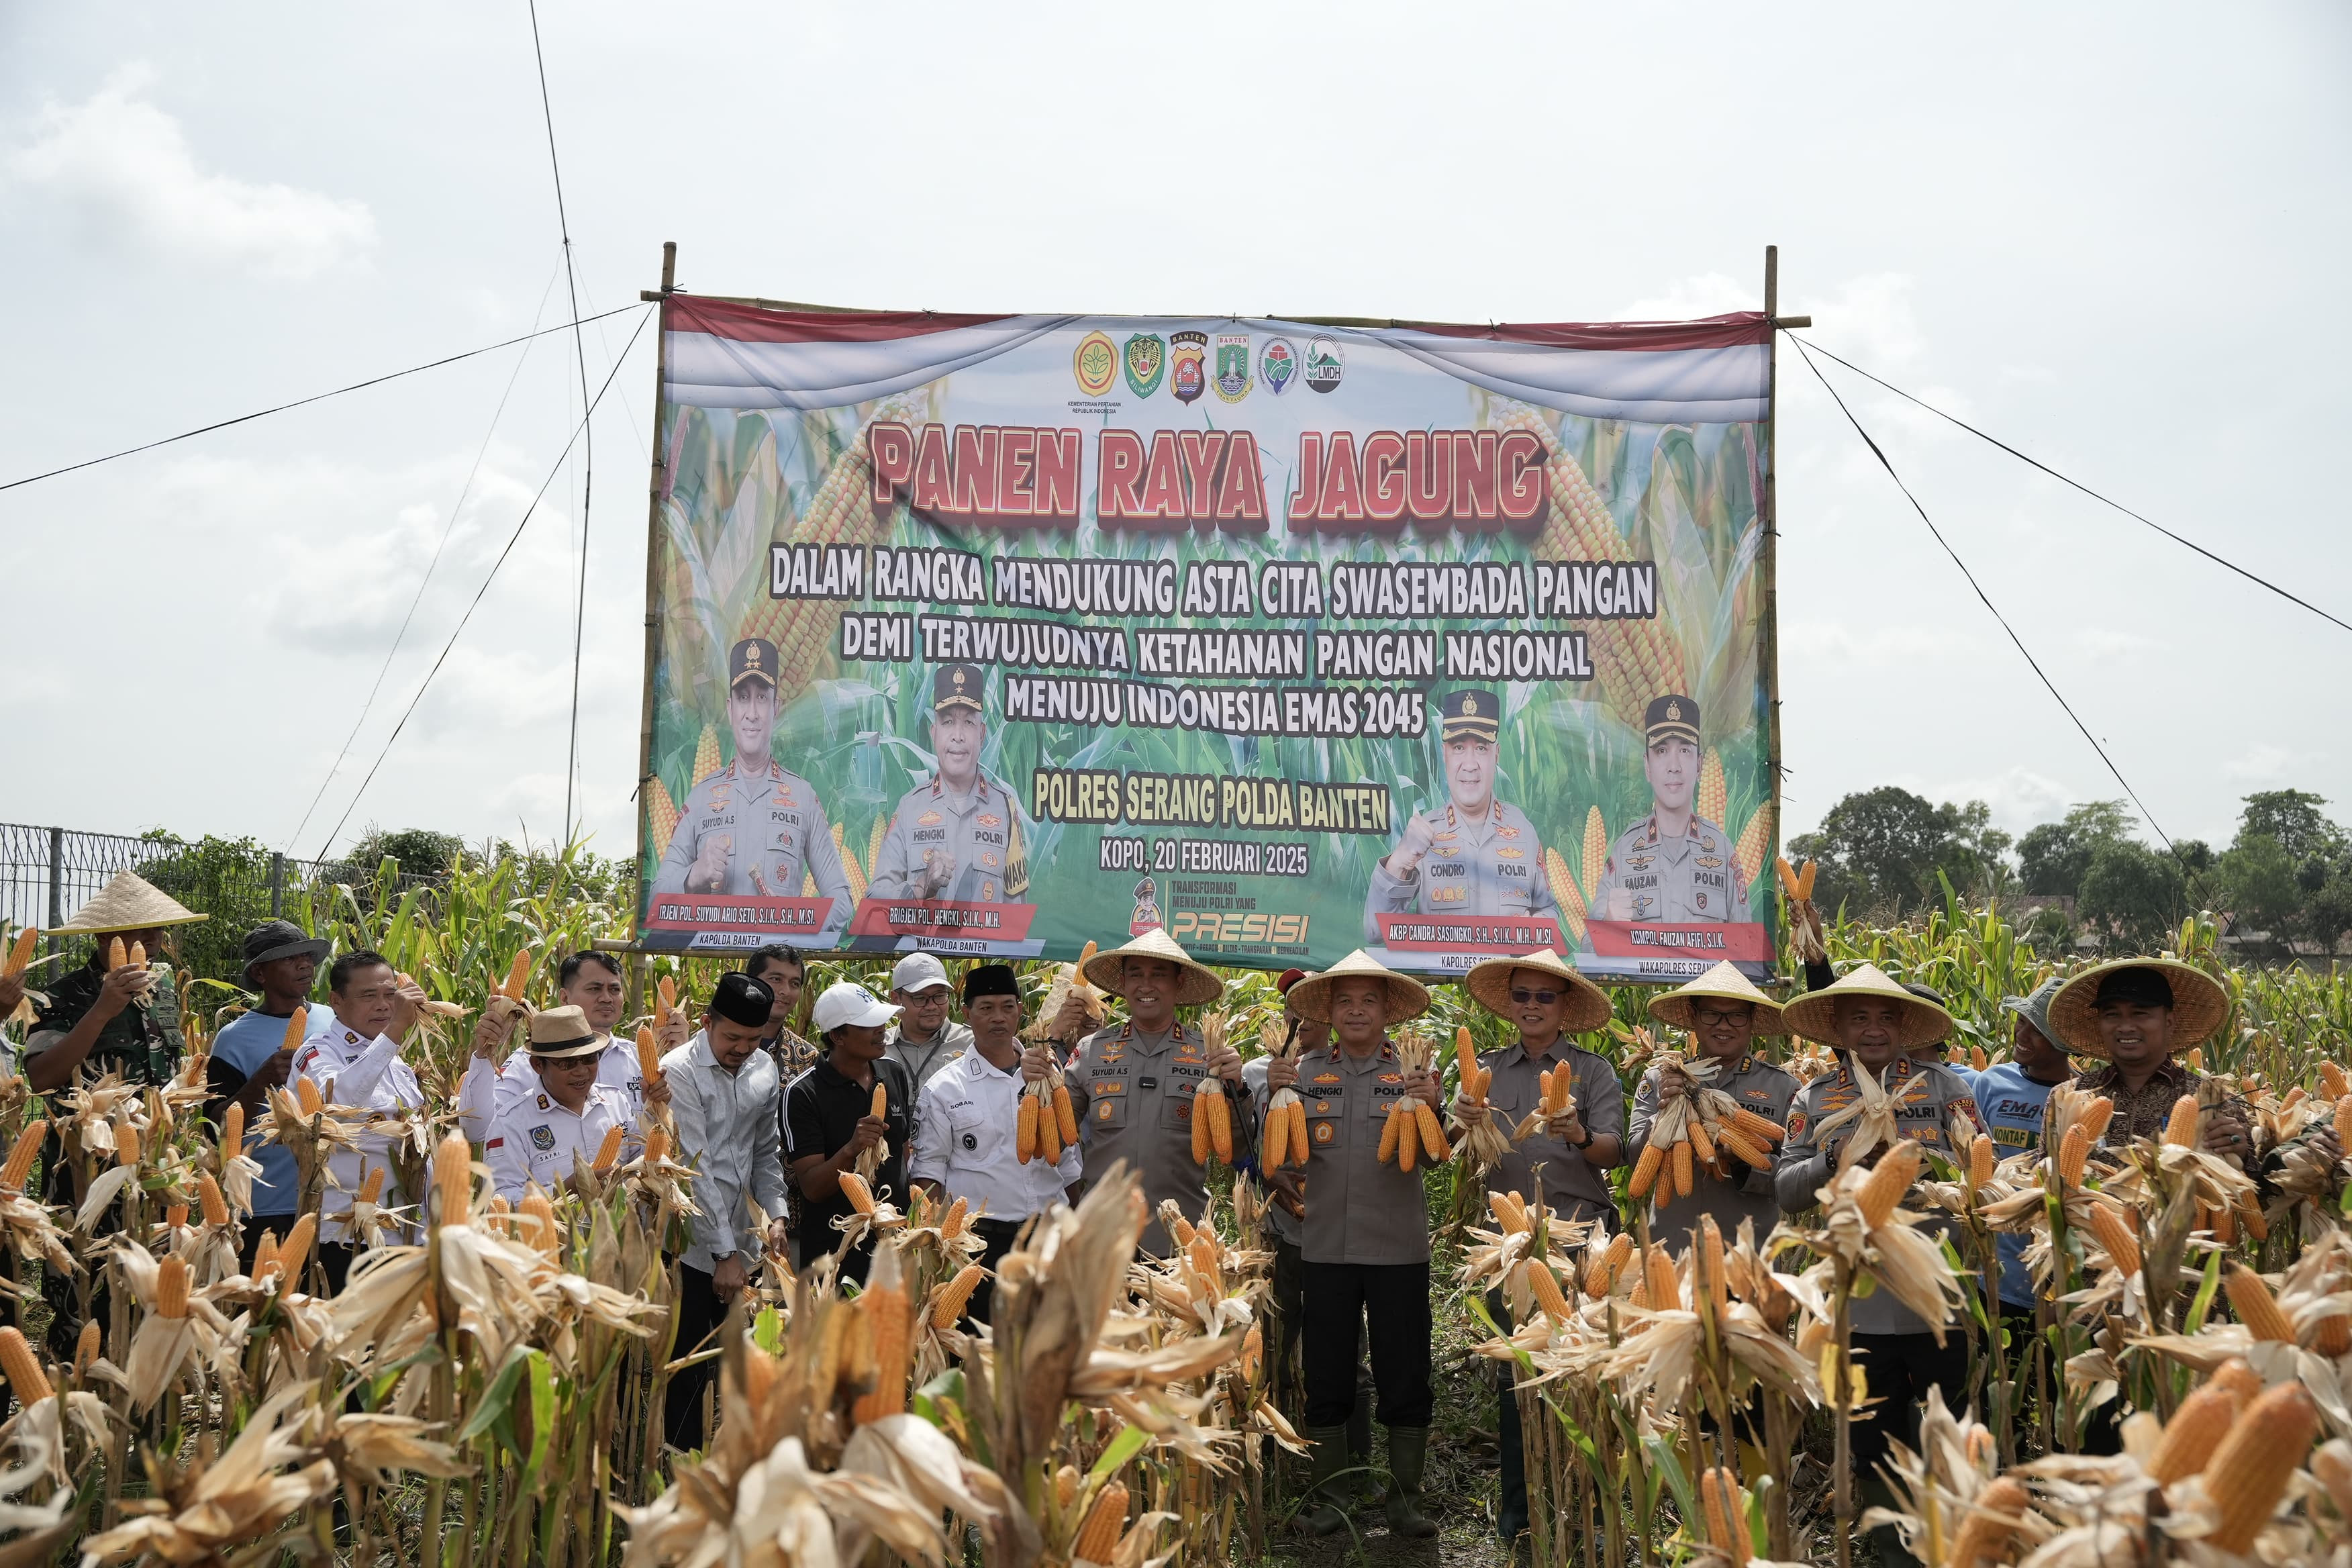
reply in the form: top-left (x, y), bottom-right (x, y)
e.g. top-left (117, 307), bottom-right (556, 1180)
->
top-left (1859, 1475), bottom-right (1918, 1568)
top-left (1295, 1426), bottom-right (1352, 1537)
top-left (1383, 1426), bottom-right (1438, 1538)
top-left (1347, 1384), bottom-right (1376, 1504)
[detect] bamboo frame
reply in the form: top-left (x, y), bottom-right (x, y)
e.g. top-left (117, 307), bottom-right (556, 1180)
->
top-left (1761, 246), bottom-right (1785, 989)
top-left (634, 241), bottom-right (678, 944)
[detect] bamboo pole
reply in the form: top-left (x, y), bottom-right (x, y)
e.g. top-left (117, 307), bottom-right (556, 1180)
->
top-left (1761, 246), bottom-right (1785, 979)
top-left (635, 240), bottom-right (678, 943)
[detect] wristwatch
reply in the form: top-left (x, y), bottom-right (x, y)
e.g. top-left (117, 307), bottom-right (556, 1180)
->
top-left (1569, 1125), bottom-right (1595, 1150)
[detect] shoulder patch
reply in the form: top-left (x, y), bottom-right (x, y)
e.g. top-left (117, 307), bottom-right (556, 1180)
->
top-left (529, 1125), bottom-right (556, 1150)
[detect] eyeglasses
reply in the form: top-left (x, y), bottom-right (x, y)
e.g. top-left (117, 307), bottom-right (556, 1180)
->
top-left (1693, 1008), bottom-right (1753, 1026)
top-left (1512, 988), bottom-right (1561, 1005)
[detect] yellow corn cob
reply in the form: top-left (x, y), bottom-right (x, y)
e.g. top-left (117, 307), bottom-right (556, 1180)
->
top-left (2204, 1381), bottom-right (2318, 1553)
top-left (2212, 1199), bottom-right (2237, 1244)
top-left (1414, 1101), bottom-right (1451, 1163)
top-left (641, 1124), bottom-right (667, 1169)
top-left (1377, 1100), bottom-right (1404, 1165)
top-left (1733, 803), bottom-right (1774, 893)
top-left (941, 1196), bottom-right (967, 1240)
top-left (1969, 1134), bottom-right (1995, 1188)
top-left (1074, 1480), bottom-right (1130, 1565)
top-left (434, 1133), bottom-right (472, 1227)
top-left (656, 975), bottom-right (678, 1024)
top-left (2086, 1202), bottom-right (2142, 1276)
top-left (2213, 1357), bottom-right (2265, 1406)
top-left (280, 1213), bottom-right (317, 1282)
top-left (1543, 848), bottom-right (1587, 944)
top-left (851, 1280), bottom-right (909, 1424)
top-left (1858, 1141), bottom-right (1923, 1226)
top-left (2227, 1265), bottom-right (2296, 1342)
top-left (251, 1230), bottom-right (281, 1281)
top-left (932, 1264), bottom-right (985, 1328)
top-left (1695, 749), bottom-right (1728, 830)
top-left (2312, 1313), bottom-right (2352, 1358)
top-left (197, 1172), bottom-right (229, 1228)
top-left (1191, 1087), bottom-right (1212, 1165)
top-left (1715, 1125), bottom-right (1771, 1170)
top-left (646, 775), bottom-right (681, 857)
top-left (1585, 1232), bottom-right (1634, 1297)
top-left (593, 1125), bottom-right (626, 1173)
top-left (129, 940), bottom-right (145, 969)
top-left (1037, 1090), bottom-right (1062, 1165)
top-left (1701, 1466), bottom-right (1747, 1565)
top-left (1644, 1244), bottom-right (1680, 1310)
top-left (1773, 856), bottom-right (1801, 899)
top-left (74, 1320), bottom-right (99, 1377)
top-left (1687, 1117), bottom-right (1715, 1166)
top-left (2162, 1095), bottom-right (2200, 1147)
top-left (1169, 1215), bottom-right (1196, 1248)
top-left (1698, 1215), bottom-right (1729, 1316)
top-left (2284, 1087), bottom-right (2308, 1111)
top-left (116, 1125), bottom-right (140, 1167)
top-left (1524, 1259), bottom-right (1572, 1322)
top-left (1671, 1138), bottom-right (1693, 1198)
top-left (1455, 1028), bottom-right (1479, 1087)
top-left (868, 815), bottom-right (887, 884)
top-left (1492, 1191), bottom-right (1530, 1234)
top-left (1239, 1321), bottom-right (1263, 1384)
top-left (1969, 1044), bottom-right (1988, 1072)
top-left (0, 1327), bottom-right (51, 1405)
top-left (2334, 1095), bottom-right (2352, 1152)
top-left (2323, 1061), bottom-right (2352, 1099)
top-left (1, 926), bottom-right (34, 978)
top-left (521, 1191), bottom-right (559, 1256)
top-left (1627, 1140), bottom-right (1666, 1199)
top-left (2149, 1377), bottom-right (2245, 1482)
top-left (1053, 1082), bottom-right (1077, 1145)
top-left (2238, 1190), bottom-right (2269, 1242)
top-left (2056, 1123), bottom-right (2088, 1187)
top-left (165, 1203), bottom-right (189, 1229)
top-left (358, 1166), bottom-right (387, 1204)
top-left (1398, 1104), bottom-right (1418, 1173)
top-left (840, 1171), bottom-right (875, 1216)
top-left (155, 1255), bottom-right (189, 1319)
top-left (220, 1101), bottom-right (245, 1159)
top-left (2071, 1095), bottom-right (2111, 1142)
top-left (1629, 1277), bottom-right (1649, 1309)
top-left (691, 722), bottom-right (724, 788)
top-left (1581, 805), bottom-right (1608, 903)
top-left (1, 1120), bottom-right (46, 1190)
top-left (1945, 1476), bottom-right (2026, 1568)
top-left (637, 1026), bottom-right (662, 1085)
top-left (1017, 1094), bottom-right (1039, 1165)
top-left (1055, 1465), bottom-right (1081, 1511)
top-left (501, 949), bottom-right (533, 1002)
top-left (1725, 1106), bottom-right (1785, 1143)
top-left (1206, 1083), bottom-right (1232, 1163)
top-left (107, 937), bottom-right (126, 971)
top-left (835, 822), bottom-right (868, 904)
top-left (1263, 1097), bottom-right (1289, 1170)
top-left (1288, 1099), bottom-right (1308, 1163)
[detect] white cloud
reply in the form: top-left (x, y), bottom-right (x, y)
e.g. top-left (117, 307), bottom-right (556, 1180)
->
top-left (1792, 272), bottom-right (1924, 369)
top-left (2225, 744), bottom-right (2292, 783)
top-left (1616, 272), bottom-right (1759, 322)
top-left (7, 64), bottom-right (376, 279)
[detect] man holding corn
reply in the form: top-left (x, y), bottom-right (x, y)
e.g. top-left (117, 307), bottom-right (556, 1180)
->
top-left (1631, 961), bottom-right (1799, 1252)
top-left (654, 636), bottom-right (853, 941)
top-left (458, 950), bottom-right (677, 1140)
top-left (1362, 689), bottom-right (1557, 940)
top-left (866, 664), bottom-right (1030, 907)
top-left (785, 979), bottom-right (914, 1284)
top-left (295, 949), bottom-right (434, 1291)
top-left (1594, 695), bottom-right (1751, 926)
top-left (483, 1006), bottom-right (638, 1202)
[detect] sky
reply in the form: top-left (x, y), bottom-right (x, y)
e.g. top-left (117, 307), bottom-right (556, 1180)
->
top-left (1, 3), bottom-right (2347, 867)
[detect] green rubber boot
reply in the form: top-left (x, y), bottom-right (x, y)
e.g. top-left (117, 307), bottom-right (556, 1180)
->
top-left (1295, 1426), bottom-right (1352, 1537)
top-left (1383, 1426), bottom-right (1438, 1538)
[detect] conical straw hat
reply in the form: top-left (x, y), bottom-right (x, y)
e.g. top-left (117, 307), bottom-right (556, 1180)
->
top-left (1463, 948), bottom-right (1613, 1032)
top-left (2048, 958), bottom-right (2228, 1059)
top-left (1647, 960), bottom-right (1786, 1035)
top-left (1779, 961), bottom-right (1954, 1050)
top-left (54, 870), bottom-right (206, 934)
top-left (1079, 928), bottom-right (1224, 1008)
top-left (1284, 948), bottom-right (1432, 1026)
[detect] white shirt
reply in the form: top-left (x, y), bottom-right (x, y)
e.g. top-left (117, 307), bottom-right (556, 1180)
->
top-left (291, 1017), bottom-right (426, 1244)
top-left (485, 1079), bottom-right (636, 1202)
top-left (457, 1034), bottom-right (644, 1142)
top-left (909, 1044), bottom-right (1081, 1221)
top-left (663, 1030), bottom-right (788, 1273)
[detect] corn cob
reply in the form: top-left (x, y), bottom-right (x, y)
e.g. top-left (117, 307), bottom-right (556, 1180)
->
top-left (0, 1328), bottom-right (52, 1405)
top-left (1585, 1232), bottom-right (1634, 1297)
top-left (252, 1230), bottom-right (282, 1282)
top-left (432, 1134), bottom-right (473, 1226)
top-left (1490, 1191), bottom-right (1530, 1233)
top-left (851, 1279), bottom-right (910, 1424)
top-left (656, 975), bottom-right (678, 1025)
top-left (2056, 1124), bottom-right (2087, 1187)
top-left (2324, 1061), bottom-right (2352, 1099)
top-left (1190, 1087), bottom-right (1213, 1165)
top-left (1414, 1101), bottom-right (1451, 1163)
top-left (1969, 1134), bottom-right (1995, 1188)
top-left (1074, 1480), bottom-right (1130, 1565)
top-left (2086, 1202), bottom-right (2142, 1276)
top-left (1969, 1042), bottom-right (1990, 1072)
top-left (1733, 804), bottom-right (1774, 893)
top-left (1055, 1465), bottom-right (1082, 1512)
top-left (1726, 1107), bottom-right (1785, 1143)
top-left (646, 775), bottom-right (681, 857)
top-left (1671, 1138), bottom-right (1693, 1198)
top-left (2313, 1312), bottom-right (2352, 1358)
top-left (2212, 1199), bottom-right (2237, 1244)
top-left (1644, 1244), bottom-right (1680, 1310)
top-left (2204, 1381), bottom-right (2318, 1553)
top-left (941, 1196), bottom-right (968, 1239)
top-left (1698, 1215), bottom-right (1729, 1316)
top-left (1, 1120), bottom-right (46, 1190)
top-left (129, 940), bottom-right (145, 969)
top-left (867, 815), bottom-right (887, 885)
top-left (2162, 1095), bottom-right (2200, 1147)
top-left (1716, 1126), bottom-right (1771, 1169)
top-left (1263, 1095), bottom-right (1289, 1169)
top-left (691, 723), bottom-right (723, 789)
top-left (500, 949), bottom-right (533, 1002)
top-left (1700, 1466), bottom-right (1747, 1565)
top-left (2226, 1265), bottom-right (2296, 1342)
top-left (1543, 848), bottom-right (1587, 944)
top-left (2149, 1377), bottom-right (2245, 1482)
top-left (1206, 1082), bottom-right (1232, 1164)
top-left (165, 1203), bottom-right (189, 1229)
top-left (156, 1255), bottom-right (189, 1319)
top-left (2213, 1357), bottom-right (2264, 1406)
top-left (1945, 1476), bottom-right (2026, 1568)
top-left (1053, 1081), bottom-right (1078, 1145)
top-left (1169, 1215), bottom-right (1196, 1248)
top-left (117, 1126), bottom-right (140, 1167)
top-left (1696, 750), bottom-right (1727, 830)
top-left (1018, 1094), bottom-right (1040, 1165)
top-left (1378, 1100), bottom-right (1405, 1165)
top-left (1239, 1321), bottom-right (1263, 1385)
top-left (107, 937), bottom-right (125, 971)
top-left (1628, 1141), bottom-right (1666, 1198)
top-left (1036, 1086), bottom-right (1063, 1165)
top-left (1287, 1098), bottom-right (1308, 1162)
top-left (840, 1171), bottom-right (875, 1216)
top-left (2238, 1190), bottom-right (2269, 1241)
top-left (1687, 1117), bottom-right (1716, 1166)
top-left (1398, 1104), bottom-right (1418, 1173)
top-left (73, 1320), bottom-right (99, 1377)
top-left (358, 1165), bottom-right (386, 1205)
top-left (593, 1125), bottom-right (626, 1172)
top-left (2284, 1087), bottom-right (2309, 1111)
top-left (835, 822), bottom-right (868, 903)
top-left (1524, 1259), bottom-right (1573, 1322)
top-left (521, 1191), bottom-right (559, 1257)
top-left (2335, 1094), bottom-right (2352, 1153)
top-left (197, 1172), bottom-right (230, 1228)
top-left (1857, 1141), bottom-right (1922, 1227)
top-left (1581, 805), bottom-right (1608, 903)
top-left (221, 1101), bottom-right (244, 1159)
top-left (1, 926), bottom-right (34, 978)
top-left (637, 1026), bottom-right (662, 1085)
top-left (932, 1264), bottom-right (985, 1328)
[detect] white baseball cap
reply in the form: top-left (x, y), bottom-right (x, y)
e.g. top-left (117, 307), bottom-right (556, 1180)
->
top-left (891, 952), bottom-right (951, 995)
top-left (812, 981), bottom-right (901, 1035)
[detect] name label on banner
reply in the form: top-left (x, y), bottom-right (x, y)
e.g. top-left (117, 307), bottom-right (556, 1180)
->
top-left (644, 897), bottom-right (837, 946)
top-left (1584, 920), bottom-right (1773, 961)
top-left (1375, 914), bottom-right (1567, 954)
top-left (848, 900), bottom-right (1039, 938)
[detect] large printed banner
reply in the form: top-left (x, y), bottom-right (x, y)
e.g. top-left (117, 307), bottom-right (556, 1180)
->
top-left (638, 299), bottom-right (1780, 981)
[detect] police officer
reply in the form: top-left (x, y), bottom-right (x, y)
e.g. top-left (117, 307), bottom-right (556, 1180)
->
top-left (1595, 694), bottom-right (1751, 925)
top-left (1632, 960), bottom-right (1798, 1252)
top-left (485, 1006), bottom-right (638, 1202)
top-left (1038, 928), bottom-right (1247, 1257)
top-left (867, 665), bottom-right (1030, 905)
top-left (1363, 689), bottom-right (1557, 940)
top-left (1269, 950), bottom-right (1444, 1540)
top-left (654, 636), bottom-right (853, 938)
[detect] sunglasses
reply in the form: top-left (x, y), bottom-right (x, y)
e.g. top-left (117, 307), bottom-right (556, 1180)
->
top-left (1511, 987), bottom-right (1562, 1006)
top-left (1694, 1008), bottom-right (1753, 1026)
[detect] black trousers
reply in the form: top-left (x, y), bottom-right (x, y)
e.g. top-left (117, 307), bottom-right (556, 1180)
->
top-left (961, 1218), bottom-right (1026, 1326)
top-left (1269, 1236), bottom-right (1306, 1412)
top-left (665, 1263), bottom-right (726, 1451)
top-left (1849, 1331), bottom-right (1971, 1483)
top-left (315, 1241), bottom-right (358, 1297)
top-left (1302, 1260), bottom-right (1432, 1430)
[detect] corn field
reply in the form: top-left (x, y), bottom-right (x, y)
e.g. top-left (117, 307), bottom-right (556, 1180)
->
top-left (0, 850), bottom-right (2348, 1565)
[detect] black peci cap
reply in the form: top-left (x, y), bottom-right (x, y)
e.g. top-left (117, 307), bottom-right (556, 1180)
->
top-left (962, 963), bottom-right (1021, 1003)
top-left (710, 971), bottom-right (775, 1028)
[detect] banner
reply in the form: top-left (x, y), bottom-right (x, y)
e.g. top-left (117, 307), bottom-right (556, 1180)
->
top-left (638, 299), bottom-right (1779, 981)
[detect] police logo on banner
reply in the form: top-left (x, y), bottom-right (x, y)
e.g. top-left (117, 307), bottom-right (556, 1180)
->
top-left (1304, 334), bottom-right (1344, 393)
top-left (1169, 331), bottom-right (1208, 405)
top-left (1260, 336), bottom-right (1298, 395)
top-left (1213, 332), bottom-right (1253, 403)
top-left (1123, 334), bottom-right (1166, 397)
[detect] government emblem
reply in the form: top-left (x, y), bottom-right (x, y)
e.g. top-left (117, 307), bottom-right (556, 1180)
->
top-left (1303, 334), bottom-right (1344, 393)
top-left (530, 1125), bottom-right (556, 1152)
top-left (1073, 331), bottom-right (1118, 397)
top-left (1213, 332), bottom-right (1253, 403)
top-left (1123, 334), bottom-right (1166, 397)
top-left (1169, 331), bottom-right (1208, 405)
top-left (1259, 336), bottom-right (1298, 395)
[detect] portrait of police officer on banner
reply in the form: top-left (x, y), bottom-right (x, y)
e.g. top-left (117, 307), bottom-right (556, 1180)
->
top-left (866, 663), bottom-right (1031, 906)
top-left (1594, 693), bottom-right (1751, 924)
top-left (654, 635), bottom-right (854, 936)
top-left (1363, 689), bottom-right (1557, 940)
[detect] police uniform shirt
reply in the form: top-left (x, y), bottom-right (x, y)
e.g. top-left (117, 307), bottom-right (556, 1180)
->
top-left (1478, 1040), bottom-right (1626, 1221)
top-left (1295, 1042), bottom-right (1430, 1267)
top-left (485, 1080), bottom-right (636, 1203)
top-left (1065, 1020), bottom-right (1255, 1257)
top-left (1242, 1056), bottom-right (1302, 1248)
top-left (1775, 1055), bottom-right (1979, 1334)
top-left (868, 775), bottom-right (1030, 905)
top-left (652, 759), bottom-right (854, 917)
top-left (1363, 799), bottom-right (1557, 940)
top-left (1594, 814), bottom-right (1752, 924)
top-left (1627, 1052), bottom-right (1798, 1252)
top-left (293, 1019), bottom-right (428, 1245)
top-left (908, 1046), bottom-right (1079, 1221)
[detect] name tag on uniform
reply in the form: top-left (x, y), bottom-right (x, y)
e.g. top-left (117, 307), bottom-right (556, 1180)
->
top-left (1140, 1077), bottom-right (1157, 1090)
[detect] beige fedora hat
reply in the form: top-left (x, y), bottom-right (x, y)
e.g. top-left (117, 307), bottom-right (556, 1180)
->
top-left (524, 1005), bottom-right (604, 1059)
top-left (55, 870), bottom-right (207, 935)
top-left (1648, 960), bottom-right (1787, 1035)
top-left (1780, 961), bottom-right (1955, 1050)
top-left (1463, 948), bottom-right (1613, 1033)
top-left (2049, 958), bottom-right (2228, 1060)
top-left (1079, 928), bottom-right (1225, 1009)
top-left (1285, 948), bottom-right (1432, 1026)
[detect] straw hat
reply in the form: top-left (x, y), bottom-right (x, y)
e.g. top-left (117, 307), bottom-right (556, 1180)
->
top-left (1647, 960), bottom-right (1786, 1035)
top-left (2048, 958), bottom-right (2228, 1060)
top-left (524, 1005), bottom-right (604, 1059)
top-left (1080, 928), bottom-right (1225, 1009)
top-left (1780, 962), bottom-right (1956, 1050)
top-left (55, 871), bottom-right (206, 934)
top-left (1463, 948), bottom-right (1612, 1032)
top-left (1284, 948), bottom-right (1431, 1026)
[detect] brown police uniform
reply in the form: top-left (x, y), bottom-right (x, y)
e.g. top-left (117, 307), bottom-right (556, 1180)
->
top-left (1064, 1020), bottom-right (1253, 1257)
top-left (1628, 1052), bottom-right (1798, 1251)
top-left (1479, 1040), bottom-right (1626, 1222)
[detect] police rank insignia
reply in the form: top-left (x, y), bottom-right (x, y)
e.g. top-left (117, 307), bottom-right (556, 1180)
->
top-left (1313, 1072), bottom-right (1341, 1084)
top-left (530, 1126), bottom-right (557, 1152)
top-left (1696, 855), bottom-right (1724, 868)
top-left (1169, 331), bottom-right (1208, 405)
top-left (1213, 332), bottom-right (1253, 403)
top-left (1073, 330), bottom-right (1118, 397)
top-left (978, 814), bottom-right (1001, 828)
top-left (1259, 336), bottom-right (1298, 395)
top-left (1122, 334), bottom-right (1166, 397)
top-left (919, 812), bottom-right (943, 826)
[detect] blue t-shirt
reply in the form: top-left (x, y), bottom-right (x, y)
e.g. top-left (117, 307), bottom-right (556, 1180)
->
top-left (1972, 1062), bottom-right (2065, 1307)
top-left (210, 1007), bottom-right (317, 1216)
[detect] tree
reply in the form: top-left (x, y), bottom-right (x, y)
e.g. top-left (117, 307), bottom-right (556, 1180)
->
top-left (2237, 789), bottom-right (2345, 865)
top-left (2077, 840), bottom-right (2186, 954)
top-left (1787, 787), bottom-right (2012, 918)
top-left (2016, 800), bottom-right (2136, 895)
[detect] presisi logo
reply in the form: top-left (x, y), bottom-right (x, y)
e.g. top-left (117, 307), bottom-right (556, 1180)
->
top-left (1171, 912), bottom-right (1308, 944)
top-left (1073, 331), bottom-right (1118, 397)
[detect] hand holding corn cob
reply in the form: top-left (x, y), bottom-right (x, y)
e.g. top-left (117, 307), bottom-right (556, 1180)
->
top-left (1190, 1014), bottom-right (1236, 1169)
top-left (1773, 856), bottom-right (1826, 965)
top-left (1026, 941), bottom-right (1109, 1044)
top-left (1257, 1014), bottom-right (1309, 1172)
top-left (1378, 1032), bottom-right (1451, 1171)
top-left (1449, 1026), bottom-right (1513, 1172)
top-left (1626, 1053), bottom-right (1785, 1204)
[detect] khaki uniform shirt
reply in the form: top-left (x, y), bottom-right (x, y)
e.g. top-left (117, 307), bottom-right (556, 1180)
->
top-left (1478, 1040), bottom-right (1626, 1221)
top-left (1595, 813), bottom-right (1751, 924)
top-left (1777, 1055), bottom-right (1979, 1334)
top-left (1065, 1020), bottom-right (1254, 1257)
top-left (653, 760), bottom-right (852, 917)
top-left (867, 775), bottom-right (1030, 904)
top-left (1297, 1040), bottom-right (1431, 1266)
top-left (1628, 1052), bottom-right (1798, 1253)
top-left (1363, 799), bottom-right (1557, 940)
